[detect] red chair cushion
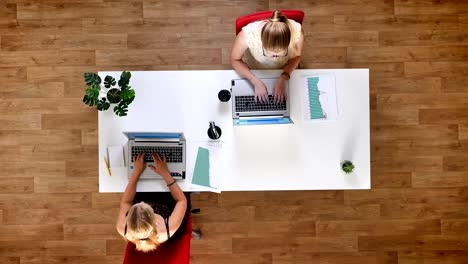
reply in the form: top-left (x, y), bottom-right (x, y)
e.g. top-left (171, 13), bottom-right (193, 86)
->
top-left (122, 215), bottom-right (193, 264)
top-left (235, 10), bottom-right (304, 35)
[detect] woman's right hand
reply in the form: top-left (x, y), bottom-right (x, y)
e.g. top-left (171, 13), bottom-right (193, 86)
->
top-left (252, 78), bottom-right (269, 103)
top-left (148, 153), bottom-right (170, 177)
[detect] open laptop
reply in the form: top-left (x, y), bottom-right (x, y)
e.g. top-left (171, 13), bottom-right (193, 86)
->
top-left (231, 77), bottom-right (293, 125)
top-left (123, 132), bottom-right (186, 180)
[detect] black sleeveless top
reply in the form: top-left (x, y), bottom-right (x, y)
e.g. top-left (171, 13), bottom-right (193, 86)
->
top-left (124, 192), bottom-right (190, 241)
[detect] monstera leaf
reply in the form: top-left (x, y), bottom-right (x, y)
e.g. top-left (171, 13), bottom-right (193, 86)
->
top-left (96, 98), bottom-right (111, 111)
top-left (104, 76), bottom-right (116, 88)
top-left (82, 84), bottom-right (100, 107)
top-left (118, 71), bottom-right (131, 88)
top-left (84, 73), bottom-right (101, 86)
top-left (113, 101), bottom-right (128, 116)
top-left (120, 86), bottom-right (135, 104)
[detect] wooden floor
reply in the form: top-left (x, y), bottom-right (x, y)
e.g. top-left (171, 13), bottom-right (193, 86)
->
top-left (0, 0), bottom-right (467, 263)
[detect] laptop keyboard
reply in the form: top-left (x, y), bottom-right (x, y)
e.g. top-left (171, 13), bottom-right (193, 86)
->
top-left (131, 146), bottom-right (183, 163)
top-left (235, 95), bottom-right (287, 112)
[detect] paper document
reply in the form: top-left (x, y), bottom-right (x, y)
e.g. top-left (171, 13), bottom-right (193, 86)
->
top-left (107, 146), bottom-right (125, 168)
top-left (190, 141), bottom-right (230, 193)
top-left (302, 74), bottom-right (338, 122)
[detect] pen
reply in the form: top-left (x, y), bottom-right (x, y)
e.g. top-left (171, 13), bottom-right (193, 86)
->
top-left (103, 156), bottom-right (111, 176)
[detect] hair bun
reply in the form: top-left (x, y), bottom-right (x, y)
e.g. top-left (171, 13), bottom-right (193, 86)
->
top-left (271, 18), bottom-right (279, 22)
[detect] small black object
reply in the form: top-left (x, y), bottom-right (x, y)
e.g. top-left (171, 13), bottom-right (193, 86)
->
top-left (218, 89), bottom-right (231, 102)
top-left (207, 121), bottom-right (222, 139)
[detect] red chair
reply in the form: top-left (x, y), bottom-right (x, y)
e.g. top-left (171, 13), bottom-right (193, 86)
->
top-left (122, 214), bottom-right (197, 264)
top-left (235, 10), bottom-right (305, 35)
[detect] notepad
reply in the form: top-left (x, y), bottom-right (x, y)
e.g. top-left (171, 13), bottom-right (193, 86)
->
top-left (191, 147), bottom-right (211, 188)
top-left (107, 146), bottom-right (125, 168)
top-left (302, 74), bottom-right (338, 122)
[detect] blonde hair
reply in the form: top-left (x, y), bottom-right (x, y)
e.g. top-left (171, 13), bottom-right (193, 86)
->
top-left (261, 10), bottom-right (292, 53)
top-left (125, 202), bottom-right (160, 252)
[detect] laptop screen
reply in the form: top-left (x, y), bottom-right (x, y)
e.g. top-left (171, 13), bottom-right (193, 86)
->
top-left (124, 132), bottom-right (183, 140)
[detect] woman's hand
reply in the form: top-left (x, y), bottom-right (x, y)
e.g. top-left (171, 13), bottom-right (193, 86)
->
top-left (132, 152), bottom-right (146, 178)
top-left (149, 153), bottom-right (170, 178)
top-left (252, 78), bottom-right (269, 103)
top-left (273, 77), bottom-right (287, 103)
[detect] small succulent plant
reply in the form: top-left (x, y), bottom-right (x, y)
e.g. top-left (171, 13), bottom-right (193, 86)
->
top-left (83, 71), bottom-right (135, 116)
top-left (341, 161), bottom-right (355, 174)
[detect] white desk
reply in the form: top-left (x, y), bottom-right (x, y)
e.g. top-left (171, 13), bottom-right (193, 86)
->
top-left (98, 69), bottom-right (370, 192)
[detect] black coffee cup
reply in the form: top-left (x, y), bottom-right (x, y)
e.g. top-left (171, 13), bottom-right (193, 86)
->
top-left (218, 89), bottom-right (231, 102)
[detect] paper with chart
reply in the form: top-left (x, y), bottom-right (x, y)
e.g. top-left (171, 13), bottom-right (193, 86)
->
top-left (190, 141), bottom-right (230, 193)
top-left (302, 74), bottom-right (338, 122)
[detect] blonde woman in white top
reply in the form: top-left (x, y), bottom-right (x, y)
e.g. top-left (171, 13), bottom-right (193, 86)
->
top-left (231, 10), bottom-right (304, 103)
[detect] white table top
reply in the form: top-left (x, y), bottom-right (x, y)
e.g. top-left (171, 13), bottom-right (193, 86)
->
top-left (98, 69), bottom-right (370, 192)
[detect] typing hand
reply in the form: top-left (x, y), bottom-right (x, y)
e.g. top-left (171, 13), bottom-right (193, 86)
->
top-left (252, 79), bottom-right (269, 103)
top-left (273, 77), bottom-right (287, 103)
top-left (148, 153), bottom-right (170, 178)
top-left (132, 152), bottom-right (146, 177)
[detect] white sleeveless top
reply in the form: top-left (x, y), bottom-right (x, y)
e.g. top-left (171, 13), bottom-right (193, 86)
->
top-left (242, 20), bottom-right (302, 69)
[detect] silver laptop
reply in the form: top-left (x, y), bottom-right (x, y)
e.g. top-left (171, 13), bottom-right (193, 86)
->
top-left (231, 78), bottom-right (293, 125)
top-left (123, 132), bottom-right (186, 180)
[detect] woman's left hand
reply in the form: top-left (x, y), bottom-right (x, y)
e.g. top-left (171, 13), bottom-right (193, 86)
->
top-left (132, 152), bottom-right (146, 177)
top-left (273, 77), bottom-right (287, 103)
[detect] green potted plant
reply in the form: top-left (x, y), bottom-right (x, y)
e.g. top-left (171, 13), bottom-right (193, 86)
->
top-left (82, 71), bottom-right (135, 116)
top-left (341, 160), bottom-right (355, 174)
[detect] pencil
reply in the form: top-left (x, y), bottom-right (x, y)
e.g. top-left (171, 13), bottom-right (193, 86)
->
top-left (103, 157), bottom-right (111, 176)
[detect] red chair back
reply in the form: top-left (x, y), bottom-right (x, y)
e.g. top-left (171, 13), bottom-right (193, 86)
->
top-left (122, 215), bottom-right (193, 264)
top-left (235, 10), bottom-right (304, 35)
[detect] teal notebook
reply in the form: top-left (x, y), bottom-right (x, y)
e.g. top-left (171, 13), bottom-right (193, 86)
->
top-left (191, 147), bottom-right (212, 188)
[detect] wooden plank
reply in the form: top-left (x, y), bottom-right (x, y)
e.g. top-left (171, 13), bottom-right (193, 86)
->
top-left (305, 32), bottom-right (378, 47)
top-left (44, 240), bottom-right (106, 256)
top-left (272, 0), bottom-right (394, 15)
top-left (191, 206), bottom-right (255, 223)
top-left (0, 193), bottom-right (91, 209)
top-left (19, 256), bottom-right (123, 264)
top-left (0, 224), bottom-right (63, 241)
top-left (459, 124), bottom-right (468, 140)
top-left (0, 145), bottom-right (97, 163)
top-left (17, 2), bottom-right (143, 19)
top-left (381, 203), bottom-right (468, 219)
top-left (0, 257), bottom-right (18, 264)
top-left (395, 0), bottom-right (463, 15)
top-left (412, 171), bottom-right (468, 187)
top-left (0, 114), bottom-right (41, 130)
top-left (370, 108), bottom-right (419, 125)
top-left (0, 98), bottom-right (93, 114)
top-left (272, 252), bottom-right (377, 264)
top-left (0, 177), bottom-right (34, 194)
top-left (345, 188), bottom-right (467, 205)
top-left (42, 113), bottom-right (97, 130)
top-left (348, 62), bottom-right (405, 78)
top-left (441, 77), bottom-right (468, 93)
top-left (83, 17), bottom-right (209, 34)
top-left (377, 93), bottom-right (468, 109)
top-left (65, 160), bottom-right (98, 178)
top-left (405, 62), bottom-right (468, 77)
top-left (143, 0), bottom-right (267, 18)
top-left (301, 47), bottom-right (347, 63)
top-left (64, 224), bottom-right (119, 240)
top-left (91, 193), bottom-right (122, 208)
top-left (0, 19), bottom-right (84, 35)
top-left (0, 161), bottom-right (65, 178)
top-left (105, 239), bottom-right (127, 256)
top-left (316, 219), bottom-right (441, 236)
top-left (34, 176), bottom-right (98, 193)
top-left (371, 172), bottom-right (412, 188)
top-left (442, 219), bottom-right (468, 235)
top-left (371, 77), bottom-right (442, 94)
top-left (191, 237), bottom-right (233, 255)
top-left (443, 155), bottom-right (468, 171)
top-left (0, 67), bottom-right (27, 82)
top-left (371, 139), bottom-right (468, 157)
top-left (398, 250), bottom-right (468, 264)
top-left (0, 4), bottom-right (16, 20)
top-left (219, 191), bottom-right (344, 207)
top-left (420, 108), bottom-right (468, 124)
top-left (81, 129), bottom-right (97, 146)
top-left (3, 208), bottom-right (118, 225)
top-left (254, 204), bottom-right (380, 221)
top-left (233, 236), bottom-right (358, 253)
top-left (380, 30), bottom-right (468, 46)
top-left (0, 130), bottom-right (81, 146)
top-left (0, 241), bottom-right (45, 257)
top-left (95, 49), bottom-right (222, 66)
top-left (128, 32), bottom-right (234, 49)
top-left (1, 34), bottom-right (127, 51)
top-left (334, 15), bottom-right (460, 31)
top-left (371, 125), bottom-right (457, 141)
top-left (0, 51), bottom-right (95, 67)
top-left (348, 46), bottom-right (468, 63)
top-left (191, 254), bottom-right (272, 264)
top-left (1, 82), bottom-right (64, 99)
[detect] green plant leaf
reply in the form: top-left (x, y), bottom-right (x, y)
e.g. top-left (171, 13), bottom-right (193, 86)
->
top-left (85, 84), bottom-right (100, 98)
top-left (118, 71), bottom-right (131, 88)
top-left (120, 87), bottom-right (135, 100)
top-left (83, 94), bottom-right (98, 107)
top-left (84, 72), bottom-right (101, 86)
top-left (104, 76), bottom-right (116, 88)
top-left (96, 98), bottom-right (111, 111)
top-left (342, 161), bottom-right (355, 173)
top-left (113, 101), bottom-right (128, 116)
